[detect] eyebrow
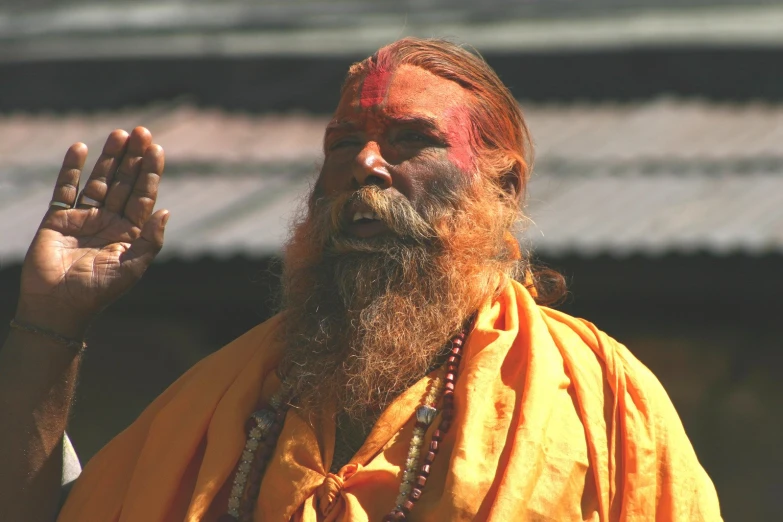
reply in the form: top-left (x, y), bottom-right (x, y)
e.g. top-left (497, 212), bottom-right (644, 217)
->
top-left (325, 114), bottom-right (447, 140)
top-left (325, 119), bottom-right (358, 133)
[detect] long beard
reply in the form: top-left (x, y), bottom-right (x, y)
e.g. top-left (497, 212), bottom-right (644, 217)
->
top-left (278, 173), bottom-right (521, 422)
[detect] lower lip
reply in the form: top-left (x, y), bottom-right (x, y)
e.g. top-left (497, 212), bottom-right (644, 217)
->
top-left (347, 220), bottom-right (389, 238)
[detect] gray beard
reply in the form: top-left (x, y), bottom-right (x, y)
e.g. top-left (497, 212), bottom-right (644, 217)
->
top-left (277, 175), bottom-right (520, 422)
top-left (278, 243), bottom-right (474, 422)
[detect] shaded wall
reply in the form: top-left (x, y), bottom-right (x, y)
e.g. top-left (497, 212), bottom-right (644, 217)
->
top-left (3, 47), bottom-right (783, 113)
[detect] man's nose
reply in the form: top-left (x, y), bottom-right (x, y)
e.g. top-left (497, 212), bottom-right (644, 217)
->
top-left (354, 142), bottom-right (392, 188)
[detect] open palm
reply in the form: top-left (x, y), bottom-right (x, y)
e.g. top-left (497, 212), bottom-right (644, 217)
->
top-left (16, 127), bottom-right (168, 338)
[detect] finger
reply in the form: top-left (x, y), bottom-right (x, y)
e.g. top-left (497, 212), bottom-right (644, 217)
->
top-left (78, 129), bottom-right (130, 208)
top-left (104, 127), bottom-right (152, 215)
top-left (49, 143), bottom-right (88, 210)
top-left (121, 209), bottom-right (169, 279)
top-left (123, 143), bottom-right (165, 227)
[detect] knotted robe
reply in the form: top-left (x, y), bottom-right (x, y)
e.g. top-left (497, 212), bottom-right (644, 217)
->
top-left (58, 281), bottom-right (722, 521)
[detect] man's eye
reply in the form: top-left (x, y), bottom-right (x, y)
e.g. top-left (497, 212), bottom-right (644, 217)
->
top-left (398, 131), bottom-right (429, 144)
top-left (330, 138), bottom-right (361, 150)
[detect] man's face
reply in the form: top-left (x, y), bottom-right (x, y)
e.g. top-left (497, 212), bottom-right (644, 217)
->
top-left (282, 64), bottom-right (521, 418)
top-left (315, 64), bottom-right (477, 240)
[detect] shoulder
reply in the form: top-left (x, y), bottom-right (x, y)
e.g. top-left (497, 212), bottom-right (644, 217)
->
top-left (537, 306), bottom-right (662, 397)
top-left (536, 307), bottom-right (722, 519)
top-left (59, 315), bottom-right (288, 520)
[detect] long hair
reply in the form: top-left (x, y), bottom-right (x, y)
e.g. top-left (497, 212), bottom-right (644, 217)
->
top-left (343, 37), bottom-right (566, 305)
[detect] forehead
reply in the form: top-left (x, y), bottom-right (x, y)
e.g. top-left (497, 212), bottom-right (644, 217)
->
top-left (335, 64), bottom-right (473, 121)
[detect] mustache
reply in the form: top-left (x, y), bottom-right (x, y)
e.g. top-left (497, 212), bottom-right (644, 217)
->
top-left (311, 186), bottom-right (437, 250)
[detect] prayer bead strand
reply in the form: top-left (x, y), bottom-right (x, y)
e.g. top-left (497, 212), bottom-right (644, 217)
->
top-left (393, 372), bottom-right (445, 509)
top-left (219, 384), bottom-right (292, 522)
top-left (382, 328), bottom-right (466, 522)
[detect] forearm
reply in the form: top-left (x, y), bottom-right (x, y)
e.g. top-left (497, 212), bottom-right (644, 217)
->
top-left (0, 328), bottom-right (82, 522)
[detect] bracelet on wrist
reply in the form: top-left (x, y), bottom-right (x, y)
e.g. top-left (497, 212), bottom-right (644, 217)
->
top-left (9, 319), bottom-right (86, 354)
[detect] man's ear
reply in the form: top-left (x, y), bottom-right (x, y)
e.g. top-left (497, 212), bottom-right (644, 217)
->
top-left (500, 168), bottom-right (524, 204)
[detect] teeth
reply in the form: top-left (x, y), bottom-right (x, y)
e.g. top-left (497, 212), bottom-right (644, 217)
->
top-left (352, 211), bottom-right (380, 222)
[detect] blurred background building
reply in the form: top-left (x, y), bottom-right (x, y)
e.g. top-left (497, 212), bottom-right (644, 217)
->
top-left (1, 1), bottom-right (782, 519)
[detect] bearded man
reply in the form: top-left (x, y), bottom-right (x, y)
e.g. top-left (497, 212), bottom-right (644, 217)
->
top-left (0, 38), bottom-right (721, 521)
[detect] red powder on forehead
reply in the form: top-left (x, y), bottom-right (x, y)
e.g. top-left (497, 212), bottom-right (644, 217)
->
top-left (360, 67), bottom-right (393, 108)
top-left (444, 105), bottom-right (478, 173)
top-left (359, 50), bottom-right (396, 109)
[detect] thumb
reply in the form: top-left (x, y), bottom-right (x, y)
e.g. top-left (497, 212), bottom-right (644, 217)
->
top-left (141, 209), bottom-right (169, 250)
top-left (121, 209), bottom-right (169, 278)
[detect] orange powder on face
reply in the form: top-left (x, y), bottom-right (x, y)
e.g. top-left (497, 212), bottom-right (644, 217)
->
top-left (348, 62), bottom-right (479, 173)
top-left (383, 65), bottom-right (479, 173)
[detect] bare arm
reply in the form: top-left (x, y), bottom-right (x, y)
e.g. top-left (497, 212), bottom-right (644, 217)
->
top-left (0, 128), bottom-right (167, 521)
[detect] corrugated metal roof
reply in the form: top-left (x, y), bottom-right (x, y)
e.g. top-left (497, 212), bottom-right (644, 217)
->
top-left (525, 171), bottom-right (783, 257)
top-left (3, 99), bottom-right (783, 170)
top-left (1, 99), bottom-right (782, 264)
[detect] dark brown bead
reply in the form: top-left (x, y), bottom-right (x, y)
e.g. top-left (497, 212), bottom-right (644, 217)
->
top-left (429, 440), bottom-right (439, 452)
top-left (393, 511), bottom-right (406, 521)
top-left (432, 429), bottom-right (442, 441)
top-left (425, 451), bottom-right (436, 463)
top-left (444, 382), bottom-right (455, 393)
top-left (452, 337), bottom-right (464, 346)
top-left (447, 355), bottom-right (459, 365)
top-left (410, 487), bottom-right (423, 500)
top-left (403, 500), bottom-right (415, 513)
top-left (442, 408), bottom-right (455, 421)
top-left (445, 372), bottom-right (456, 382)
top-left (416, 475), bottom-right (428, 487)
top-left (450, 347), bottom-right (461, 356)
top-left (440, 420), bottom-right (452, 432)
top-left (442, 393), bottom-right (454, 406)
top-left (382, 514), bottom-right (397, 522)
top-left (420, 463), bottom-right (431, 476)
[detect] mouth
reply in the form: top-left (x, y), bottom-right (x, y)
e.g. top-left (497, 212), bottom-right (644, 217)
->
top-left (352, 210), bottom-right (381, 224)
top-left (344, 202), bottom-right (390, 238)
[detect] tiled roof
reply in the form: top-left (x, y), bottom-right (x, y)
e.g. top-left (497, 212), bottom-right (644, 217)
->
top-left (2, 99), bottom-right (782, 265)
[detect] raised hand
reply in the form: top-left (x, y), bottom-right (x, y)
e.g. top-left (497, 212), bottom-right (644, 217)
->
top-left (14, 127), bottom-right (168, 339)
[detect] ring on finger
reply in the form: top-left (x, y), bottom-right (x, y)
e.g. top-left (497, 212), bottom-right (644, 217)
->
top-left (49, 200), bottom-right (72, 210)
top-left (77, 195), bottom-right (102, 207)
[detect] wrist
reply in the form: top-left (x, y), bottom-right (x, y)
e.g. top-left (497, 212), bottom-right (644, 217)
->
top-left (14, 298), bottom-right (92, 340)
top-left (9, 319), bottom-right (86, 354)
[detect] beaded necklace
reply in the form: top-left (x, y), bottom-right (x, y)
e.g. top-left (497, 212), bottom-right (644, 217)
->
top-left (219, 323), bottom-right (469, 522)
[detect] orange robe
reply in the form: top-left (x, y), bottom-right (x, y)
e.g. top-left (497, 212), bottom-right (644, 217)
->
top-left (58, 281), bottom-right (721, 521)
